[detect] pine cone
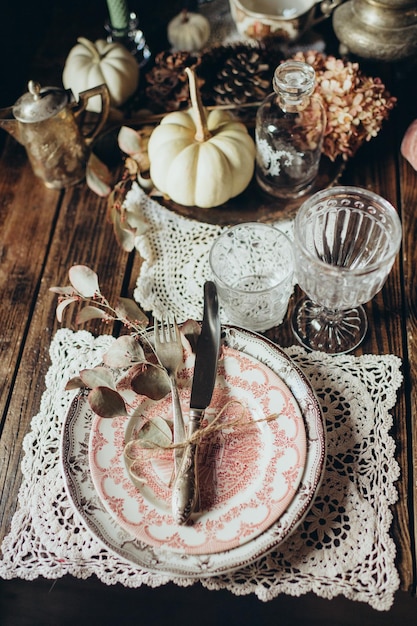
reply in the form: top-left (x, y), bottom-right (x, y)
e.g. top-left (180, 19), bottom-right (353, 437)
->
top-left (143, 50), bottom-right (201, 112)
top-left (198, 42), bottom-right (285, 107)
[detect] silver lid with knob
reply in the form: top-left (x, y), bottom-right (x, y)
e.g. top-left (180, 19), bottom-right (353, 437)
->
top-left (12, 80), bottom-right (70, 123)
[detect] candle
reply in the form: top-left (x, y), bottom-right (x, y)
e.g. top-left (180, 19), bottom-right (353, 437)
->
top-left (106, 0), bottom-right (129, 31)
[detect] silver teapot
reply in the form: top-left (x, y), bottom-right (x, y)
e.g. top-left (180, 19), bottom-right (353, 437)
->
top-left (0, 81), bottom-right (110, 189)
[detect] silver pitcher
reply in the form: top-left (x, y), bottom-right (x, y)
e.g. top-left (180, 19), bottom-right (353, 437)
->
top-left (0, 81), bottom-right (110, 189)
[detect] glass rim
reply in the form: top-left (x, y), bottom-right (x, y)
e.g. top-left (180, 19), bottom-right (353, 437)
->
top-left (294, 185), bottom-right (402, 274)
top-left (209, 222), bottom-right (294, 294)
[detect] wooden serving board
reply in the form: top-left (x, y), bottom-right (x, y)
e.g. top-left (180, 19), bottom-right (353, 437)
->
top-left (156, 156), bottom-right (344, 226)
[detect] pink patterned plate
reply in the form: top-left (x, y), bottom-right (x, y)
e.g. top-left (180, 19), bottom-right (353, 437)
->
top-left (61, 326), bottom-right (325, 578)
top-left (89, 345), bottom-right (307, 555)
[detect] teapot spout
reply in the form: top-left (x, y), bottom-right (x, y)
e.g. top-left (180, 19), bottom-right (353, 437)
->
top-left (0, 108), bottom-right (21, 143)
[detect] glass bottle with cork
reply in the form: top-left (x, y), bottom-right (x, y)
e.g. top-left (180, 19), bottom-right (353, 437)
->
top-left (255, 60), bottom-right (326, 199)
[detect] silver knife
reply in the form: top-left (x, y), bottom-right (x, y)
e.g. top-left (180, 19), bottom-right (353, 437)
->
top-left (171, 281), bottom-right (221, 525)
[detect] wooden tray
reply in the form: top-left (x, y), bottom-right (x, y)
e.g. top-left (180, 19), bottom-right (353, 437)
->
top-left (156, 157), bottom-right (344, 226)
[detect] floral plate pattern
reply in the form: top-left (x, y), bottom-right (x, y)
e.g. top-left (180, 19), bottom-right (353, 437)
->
top-left (88, 345), bottom-right (307, 555)
top-left (61, 326), bottom-right (325, 578)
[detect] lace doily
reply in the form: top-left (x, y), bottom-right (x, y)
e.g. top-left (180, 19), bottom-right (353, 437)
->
top-left (0, 328), bottom-right (402, 611)
top-left (130, 184), bottom-right (295, 321)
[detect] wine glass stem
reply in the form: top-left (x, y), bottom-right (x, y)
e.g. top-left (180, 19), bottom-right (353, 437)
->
top-left (292, 297), bottom-right (368, 354)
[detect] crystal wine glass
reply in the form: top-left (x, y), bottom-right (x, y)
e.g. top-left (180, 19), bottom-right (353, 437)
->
top-left (291, 186), bottom-right (402, 354)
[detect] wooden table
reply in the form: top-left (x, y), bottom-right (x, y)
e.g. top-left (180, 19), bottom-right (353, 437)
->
top-left (0, 1), bottom-right (416, 623)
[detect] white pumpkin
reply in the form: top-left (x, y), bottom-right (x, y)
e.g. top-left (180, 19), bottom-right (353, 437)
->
top-left (63, 37), bottom-right (139, 112)
top-left (148, 68), bottom-right (255, 209)
top-left (167, 10), bottom-right (210, 52)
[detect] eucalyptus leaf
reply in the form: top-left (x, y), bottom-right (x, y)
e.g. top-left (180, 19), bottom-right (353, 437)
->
top-left (80, 366), bottom-right (116, 390)
top-left (124, 207), bottom-right (149, 235)
top-left (130, 363), bottom-right (170, 400)
top-left (118, 126), bottom-right (143, 156)
top-left (181, 318), bottom-right (202, 352)
top-left (56, 296), bottom-right (79, 322)
top-left (65, 376), bottom-right (84, 391)
top-left (115, 298), bottom-right (148, 326)
top-left (118, 126), bottom-right (151, 172)
top-left (109, 205), bottom-right (136, 252)
top-left (86, 152), bottom-right (113, 197)
top-left (88, 386), bottom-right (128, 419)
top-left (69, 265), bottom-right (100, 298)
top-left (103, 335), bottom-right (146, 368)
top-left (137, 416), bottom-right (172, 448)
top-left (76, 305), bottom-right (107, 325)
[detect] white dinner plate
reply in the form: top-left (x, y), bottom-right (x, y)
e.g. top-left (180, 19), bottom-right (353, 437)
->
top-left (61, 326), bottom-right (325, 578)
top-left (88, 345), bottom-right (307, 555)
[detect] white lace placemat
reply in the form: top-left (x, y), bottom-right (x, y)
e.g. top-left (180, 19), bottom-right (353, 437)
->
top-left (0, 328), bottom-right (402, 611)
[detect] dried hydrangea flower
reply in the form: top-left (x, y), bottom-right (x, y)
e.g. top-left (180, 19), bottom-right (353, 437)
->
top-left (292, 51), bottom-right (397, 161)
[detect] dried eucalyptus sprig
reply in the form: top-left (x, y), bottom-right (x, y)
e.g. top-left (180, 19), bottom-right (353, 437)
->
top-left (87, 126), bottom-right (153, 252)
top-left (50, 265), bottom-right (172, 422)
top-left (50, 267), bottom-right (285, 482)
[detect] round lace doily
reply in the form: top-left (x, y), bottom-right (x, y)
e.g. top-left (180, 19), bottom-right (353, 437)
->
top-left (0, 329), bottom-right (402, 611)
top-left (131, 184), bottom-right (295, 322)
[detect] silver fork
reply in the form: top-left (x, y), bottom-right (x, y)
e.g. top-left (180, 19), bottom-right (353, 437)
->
top-left (154, 316), bottom-right (186, 474)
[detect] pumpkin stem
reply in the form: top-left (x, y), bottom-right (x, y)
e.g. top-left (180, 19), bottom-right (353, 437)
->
top-left (185, 67), bottom-right (211, 143)
top-left (77, 37), bottom-right (101, 63)
top-left (180, 9), bottom-right (189, 23)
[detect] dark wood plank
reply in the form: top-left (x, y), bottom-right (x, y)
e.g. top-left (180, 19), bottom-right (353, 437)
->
top-left (0, 166), bottom-right (132, 544)
top-left (399, 152), bottom-right (417, 594)
top-left (0, 140), bottom-right (61, 544)
top-left (0, 138), bottom-right (60, 422)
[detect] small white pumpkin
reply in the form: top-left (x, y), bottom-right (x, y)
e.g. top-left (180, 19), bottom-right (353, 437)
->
top-left (167, 9), bottom-right (210, 52)
top-left (63, 37), bottom-right (139, 112)
top-left (148, 68), bottom-right (255, 209)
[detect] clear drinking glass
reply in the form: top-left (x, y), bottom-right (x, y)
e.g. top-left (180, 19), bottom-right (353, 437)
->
top-left (291, 186), bottom-right (402, 353)
top-left (209, 223), bottom-right (294, 332)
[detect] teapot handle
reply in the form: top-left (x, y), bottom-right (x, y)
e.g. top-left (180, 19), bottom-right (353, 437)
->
top-left (312, 0), bottom-right (343, 25)
top-left (71, 84), bottom-right (111, 145)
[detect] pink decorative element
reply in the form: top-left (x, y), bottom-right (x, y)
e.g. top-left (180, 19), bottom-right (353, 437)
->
top-left (89, 346), bottom-right (307, 555)
top-left (401, 119), bottom-right (417, 171)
